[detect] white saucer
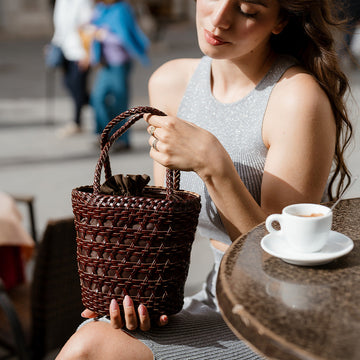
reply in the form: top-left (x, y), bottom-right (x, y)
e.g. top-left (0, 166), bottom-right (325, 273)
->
top-left (261, 231), bottom-right (354, 266)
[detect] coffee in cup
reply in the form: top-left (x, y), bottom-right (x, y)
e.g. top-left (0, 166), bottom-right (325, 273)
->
top-left (297, 213), bottom-right (324, 217)
top-left (265, 203), bottom-right (332, 253)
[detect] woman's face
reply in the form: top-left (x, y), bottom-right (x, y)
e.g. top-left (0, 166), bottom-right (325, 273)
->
top-left (196, 0), bottom-right (286, 61)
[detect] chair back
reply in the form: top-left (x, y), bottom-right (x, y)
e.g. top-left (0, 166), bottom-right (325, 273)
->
top-left (30, 218), bottom-right (83, 359)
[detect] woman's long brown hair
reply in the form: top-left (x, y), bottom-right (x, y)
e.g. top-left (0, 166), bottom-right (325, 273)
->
top-left (271, 0), bottom-right (353, 200)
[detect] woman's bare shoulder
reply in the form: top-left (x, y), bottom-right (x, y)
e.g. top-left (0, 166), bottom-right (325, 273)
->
top-left (268, 65), bottom-right (333, 123)
top-left (275, 66), bottom-right (330, 108)
top-left (150, 58), bottom-right (200, 87)
top-left (264, 65), bottom-right (335, 146)
top-left (148, 58), bottom-right (201, 115)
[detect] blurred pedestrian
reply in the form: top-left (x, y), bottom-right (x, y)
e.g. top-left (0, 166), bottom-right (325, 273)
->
top-left (89, 0), bottom-right (150, 150)
top-left (50, 0), bottom-right (94, 138)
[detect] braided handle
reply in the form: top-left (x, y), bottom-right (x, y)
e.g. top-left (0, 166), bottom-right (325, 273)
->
top-left (93, 106), bottom-right (180, 197)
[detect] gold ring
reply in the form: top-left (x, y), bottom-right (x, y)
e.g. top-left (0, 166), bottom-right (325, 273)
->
top-left (152, 138), bottom-right (159, 151)
top-left (149, 125), bottom-right (156, 137)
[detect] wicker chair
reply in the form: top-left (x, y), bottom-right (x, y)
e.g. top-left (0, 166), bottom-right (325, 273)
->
top-left (0, 218), bottom-right (83, 360)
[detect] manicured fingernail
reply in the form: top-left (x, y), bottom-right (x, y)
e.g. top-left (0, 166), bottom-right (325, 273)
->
top-left (138, 304), bottom-right (147, 316)
top-left (123, 295), bottom-right (132, 307)
top-left (161, 315), bottom-right (168, 324)
top-left (110, 299), bottom-right (118, 312)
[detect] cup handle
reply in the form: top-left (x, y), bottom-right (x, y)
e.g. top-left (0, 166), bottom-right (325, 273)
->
top-left (265, 214), bottom-right (282, 234)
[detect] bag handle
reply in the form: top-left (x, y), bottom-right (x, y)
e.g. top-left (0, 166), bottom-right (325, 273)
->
top-left (93, 106), bottom-right (180, 198)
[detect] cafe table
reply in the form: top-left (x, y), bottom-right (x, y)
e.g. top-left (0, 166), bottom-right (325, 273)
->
top-left (216, 198), bottom-right (360, 360)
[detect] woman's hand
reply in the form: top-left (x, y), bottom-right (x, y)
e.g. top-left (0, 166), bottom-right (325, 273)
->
top-left (81, 295), bottom-right (168, 331)
top-left (145, 114), bottom-right (225, 180)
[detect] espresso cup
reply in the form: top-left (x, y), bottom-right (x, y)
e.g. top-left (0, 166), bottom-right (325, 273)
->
top-left (265, 203), bottom-right (332, 253)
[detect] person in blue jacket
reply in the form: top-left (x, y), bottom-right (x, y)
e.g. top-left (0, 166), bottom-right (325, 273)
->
top-left (90, 0), bottom-right (150, 150)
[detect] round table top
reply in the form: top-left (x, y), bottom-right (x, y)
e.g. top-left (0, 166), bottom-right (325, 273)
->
top-left (216, 198), bottom-right (360, 360)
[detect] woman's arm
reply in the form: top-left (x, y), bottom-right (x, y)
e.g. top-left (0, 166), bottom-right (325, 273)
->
top-left (261, 68), bottom-right (336, 212)
top-left (201, 69), bottom-right (336, 240)
top-left (146, 63), bottom-right (336, 241)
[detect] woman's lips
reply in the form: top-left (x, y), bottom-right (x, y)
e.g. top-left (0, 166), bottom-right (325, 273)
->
top-left (204, 29), bottom-right (228, 46)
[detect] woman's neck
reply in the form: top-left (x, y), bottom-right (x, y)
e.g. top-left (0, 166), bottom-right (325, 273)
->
top-left (210, 49), bottom-right (277, 103)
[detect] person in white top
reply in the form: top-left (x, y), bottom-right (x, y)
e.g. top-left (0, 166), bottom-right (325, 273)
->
top-left (51, 0), bottom-right (94, 137)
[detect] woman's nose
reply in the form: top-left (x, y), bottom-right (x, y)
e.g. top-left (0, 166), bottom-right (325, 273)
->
top-left (210, 0), bottom-right (233, 30)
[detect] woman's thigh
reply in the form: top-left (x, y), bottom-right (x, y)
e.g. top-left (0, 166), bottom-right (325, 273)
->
top-left (56, 320), bottom-right (153, 360)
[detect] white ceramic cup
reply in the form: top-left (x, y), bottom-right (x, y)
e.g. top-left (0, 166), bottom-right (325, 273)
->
top-left (265, 203), bottom-right (332, 253)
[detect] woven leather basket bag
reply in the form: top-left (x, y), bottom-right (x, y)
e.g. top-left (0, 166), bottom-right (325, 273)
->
top-left (72, 107), bottom-right (201, 318)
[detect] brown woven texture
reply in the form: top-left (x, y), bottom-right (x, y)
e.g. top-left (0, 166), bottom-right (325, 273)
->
top-left (71, 107), bottom-right (201, 318)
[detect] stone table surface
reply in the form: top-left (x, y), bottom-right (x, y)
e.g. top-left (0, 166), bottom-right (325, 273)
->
top-left (217, 198), bottom-right (360, 360)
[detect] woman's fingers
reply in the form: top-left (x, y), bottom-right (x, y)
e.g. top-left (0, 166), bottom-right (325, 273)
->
top-left (144, 113), bottom-right (170, 128)
top-left (81, 308), bottom-right (98, 319)
top-left (123, 295), bottom-right (138, 331)
top-left (148, 125), bottom-right (156, 137)
top-left (110, 299), bottom-right (124, 329)
top-left (143, 113), bottom-right (153, 124)
top-left (157, 314), bottom-right (169, 327)
top-left (149, 136), bottom-right (161, 152)
top-left (86, 295), bottom-right (168, 331)
top-left (107, 295), bottom-right (168, 332)
top-left (138, 304), bottom-right (151, 331)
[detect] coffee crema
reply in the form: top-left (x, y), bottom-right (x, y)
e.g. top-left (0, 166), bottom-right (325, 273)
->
top-left (297, 213), bottom-right (324, 218)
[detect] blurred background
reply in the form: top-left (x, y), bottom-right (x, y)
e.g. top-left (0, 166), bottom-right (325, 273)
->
top-left (0, 0), bottom-right (359, 359)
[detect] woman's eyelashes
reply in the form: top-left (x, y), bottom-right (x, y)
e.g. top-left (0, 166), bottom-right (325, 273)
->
top-left (239, 8), bottom-right (258, 18)
top-left (237, 2), bottom-right (259, 18)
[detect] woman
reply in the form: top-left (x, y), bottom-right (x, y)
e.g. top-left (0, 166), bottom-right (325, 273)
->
top-left (56, 0), bottom-right (353, 359)
top-left (89, 0), bottom-right (149, 149)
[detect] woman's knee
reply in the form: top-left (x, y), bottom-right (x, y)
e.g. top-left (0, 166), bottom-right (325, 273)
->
top-left (55, 322), bottom-right (100, 359)
top-left (56, 321), bottom-right (153, 360)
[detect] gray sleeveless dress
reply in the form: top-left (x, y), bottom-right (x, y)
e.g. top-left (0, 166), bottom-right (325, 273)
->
top-left (80, 55), bottom-right (297, 359)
